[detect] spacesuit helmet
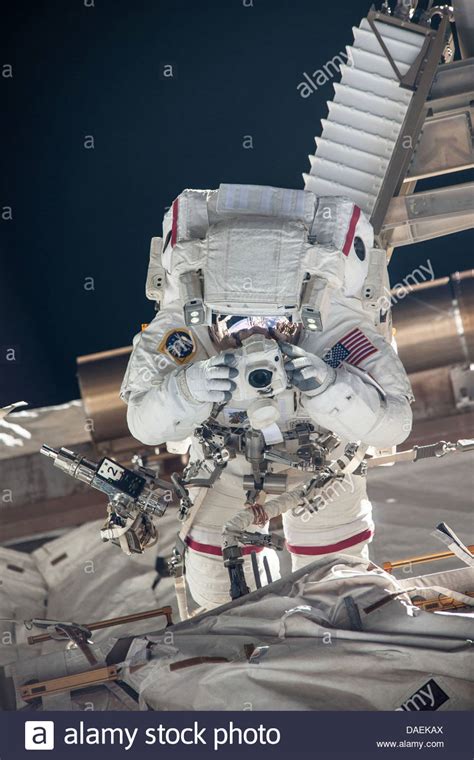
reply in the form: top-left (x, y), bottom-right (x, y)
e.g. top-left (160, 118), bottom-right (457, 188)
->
top-left (147, 185), bottom-right (387, 337)
top-left (208, 314), bottom-right (302, 350)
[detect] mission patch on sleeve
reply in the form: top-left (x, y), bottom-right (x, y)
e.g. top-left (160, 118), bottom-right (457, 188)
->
top-left (158, 328), bottom-right (196, 365)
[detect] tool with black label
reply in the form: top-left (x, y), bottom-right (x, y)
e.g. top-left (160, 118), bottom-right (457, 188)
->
top-left (40, 445), bottom-right (173, 555)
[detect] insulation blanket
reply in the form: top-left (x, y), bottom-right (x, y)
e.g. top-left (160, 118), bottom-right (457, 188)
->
top-left (0, 519), bottom-right (177, 670)
top-left (32, 520), bottom-right (177, 649)
top-left (122, 556), bottom-right (474, 711)
top-left (0, 548), bottom-right (47, 666)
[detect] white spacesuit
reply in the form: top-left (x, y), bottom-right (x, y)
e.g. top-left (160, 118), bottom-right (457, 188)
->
top-left (121, 184), bottom-right (413, 610)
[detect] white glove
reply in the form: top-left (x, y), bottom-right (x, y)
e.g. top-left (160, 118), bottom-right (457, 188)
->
top-left (281, 342), bottom-right (335, 397)
top-left (182, 353), bottom-right (238, 404)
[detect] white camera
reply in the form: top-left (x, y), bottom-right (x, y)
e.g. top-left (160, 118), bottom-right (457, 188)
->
top-left (231, 335), bottom-right (288, 401)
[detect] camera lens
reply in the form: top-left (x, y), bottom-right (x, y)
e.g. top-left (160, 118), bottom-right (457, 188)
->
top-left (248, 368), bottom-right (273, 389)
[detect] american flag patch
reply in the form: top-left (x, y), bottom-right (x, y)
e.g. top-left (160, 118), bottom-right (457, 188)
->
top-left (323, 328), bottom-right (378, 369)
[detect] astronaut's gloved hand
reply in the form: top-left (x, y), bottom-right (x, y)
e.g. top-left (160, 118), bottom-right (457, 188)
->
top-left (182, 353), bottom-right (238, 404)
top-left (281, 343), bottom-right (336, 397)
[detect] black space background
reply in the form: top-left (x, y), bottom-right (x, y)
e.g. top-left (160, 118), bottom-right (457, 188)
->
top-left (1, 0), bottom-right (472, 408)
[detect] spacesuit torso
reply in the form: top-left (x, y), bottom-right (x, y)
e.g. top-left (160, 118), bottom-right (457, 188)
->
top-left (121, 184), bottom-right (413, 609)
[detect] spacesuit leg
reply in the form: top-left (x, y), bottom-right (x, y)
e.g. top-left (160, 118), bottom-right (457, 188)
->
top-left (288, 535), bottom-right (371, 571)
top-left (283, 475), bottom-right (374, 572)
top-left (184, 469), bottom-right (281, 610)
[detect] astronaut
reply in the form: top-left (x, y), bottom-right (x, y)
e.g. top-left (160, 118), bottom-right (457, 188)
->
top-left (120, 184), bottom-right (413, 611)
